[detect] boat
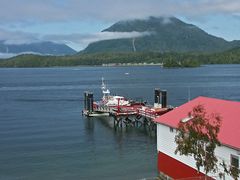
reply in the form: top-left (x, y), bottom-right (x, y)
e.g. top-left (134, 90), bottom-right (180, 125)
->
top-left (100, 77), bottom-right (130, 107)
top-left (83, 78), bottom-right (171, 118)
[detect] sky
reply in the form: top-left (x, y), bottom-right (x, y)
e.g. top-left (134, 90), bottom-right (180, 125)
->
top-left (0, 0), bottom-right (240, 51)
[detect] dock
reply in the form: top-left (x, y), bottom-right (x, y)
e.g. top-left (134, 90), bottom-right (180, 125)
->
top-left (82, 83), bottom-right (173, 131)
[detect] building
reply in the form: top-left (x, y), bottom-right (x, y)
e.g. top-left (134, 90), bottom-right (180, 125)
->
top-left (154, 96), bottom-right (240, 179)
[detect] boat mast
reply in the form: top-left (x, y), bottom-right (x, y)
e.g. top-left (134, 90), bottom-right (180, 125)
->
top-left (101, 77), bottom-right (110, 98)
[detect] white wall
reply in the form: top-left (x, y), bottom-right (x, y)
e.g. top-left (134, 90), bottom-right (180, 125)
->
top-left (157, 124), bottom-right (239, 180)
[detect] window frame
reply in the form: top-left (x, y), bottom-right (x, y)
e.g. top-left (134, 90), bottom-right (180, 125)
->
top-left (169, 127), bottom-right (174, 133)
top-left (230, 154), bottom-right (239, 168)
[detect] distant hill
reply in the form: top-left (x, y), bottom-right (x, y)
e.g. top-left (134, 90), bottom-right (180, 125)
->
top-left (0, 41), bottom-right (76, 56)
top-left (82, 17), bottom-right (240, 53)
top-left (1, 46), bottom-right (240, 67)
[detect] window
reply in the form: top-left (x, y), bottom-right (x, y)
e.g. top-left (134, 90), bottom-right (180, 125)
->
top-left (231, 155), bottom-right (239, 168)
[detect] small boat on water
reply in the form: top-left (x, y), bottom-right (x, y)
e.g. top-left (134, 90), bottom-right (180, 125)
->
top-left (83, 78), bottom-right (172, 118)
top-left (100, 77), bottom-right (131, 107)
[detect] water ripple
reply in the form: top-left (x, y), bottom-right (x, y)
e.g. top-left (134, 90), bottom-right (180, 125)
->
top-left (0, 85), bottom-right (97, 91)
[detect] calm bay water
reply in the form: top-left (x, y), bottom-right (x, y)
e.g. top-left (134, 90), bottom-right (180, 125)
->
top-left (0, 65), bottom-right (240, 180)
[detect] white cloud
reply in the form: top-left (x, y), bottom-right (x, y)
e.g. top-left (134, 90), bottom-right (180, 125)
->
top-left (0, 0), bottom-right (240, 24)
top-left (0, 28), bottom-right (39, 44)
top-left (0, 53), bottom-right (17, 59)
top-left (43, 31), bottom-right (152, 49)
top-left (0, 28), bottom-right (152, 50)
top-left (1, 0), bottom-right (240, 50)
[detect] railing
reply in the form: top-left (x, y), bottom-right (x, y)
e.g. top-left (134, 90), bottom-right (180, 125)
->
top-left (138, 109), bottom-right (158, 119)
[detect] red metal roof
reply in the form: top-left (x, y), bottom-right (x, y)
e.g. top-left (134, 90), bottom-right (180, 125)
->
top-left (154, 96), bottom-right (240, 150)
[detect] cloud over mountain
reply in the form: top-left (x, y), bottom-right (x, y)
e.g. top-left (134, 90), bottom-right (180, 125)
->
top-left (1, 0), bottom-right (240, 50)
top-left (43, 31), bottom-right (152, 49)
top-left (0, 27), bottom-right (151, 50)
top-left (0, 28), bottom-right (39, 44)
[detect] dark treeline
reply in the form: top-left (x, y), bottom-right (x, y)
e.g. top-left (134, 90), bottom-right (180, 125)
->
top-left (0, 47), bottom-right (240, 68)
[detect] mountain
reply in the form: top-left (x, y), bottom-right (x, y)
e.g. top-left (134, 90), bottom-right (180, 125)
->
top-left (0, 41), bottom-right (76, 56)
top-left (82, 17), bottom-right (240, 53)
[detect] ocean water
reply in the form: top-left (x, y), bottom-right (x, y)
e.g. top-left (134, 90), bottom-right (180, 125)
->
top-left (0, 65), bottom-right (240, 180)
